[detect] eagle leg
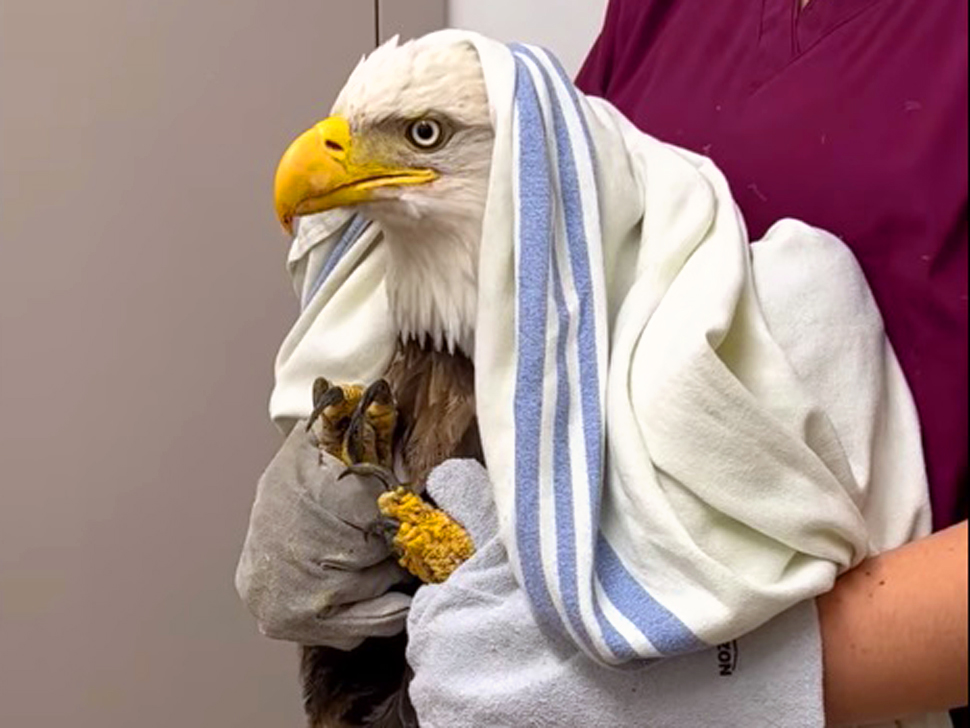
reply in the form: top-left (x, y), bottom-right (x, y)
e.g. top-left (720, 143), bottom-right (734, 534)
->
top-left (300, 634), bottom-right (417, 728)
top-left (299, 457), bottom-right (417, 728)
top-left (340, 464), bottom-right (475, 584)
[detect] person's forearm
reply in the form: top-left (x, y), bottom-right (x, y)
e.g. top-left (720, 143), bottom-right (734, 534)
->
top-left (818, 520), bottom-right (968, 725)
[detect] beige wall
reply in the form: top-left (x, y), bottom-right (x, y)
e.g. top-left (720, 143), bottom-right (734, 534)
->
top-left (379, 0), bottom-right (447, 44)
top-left (447, 0), bottom-right (608, 76)
top-left (0, 1), bottom-right (381, 726)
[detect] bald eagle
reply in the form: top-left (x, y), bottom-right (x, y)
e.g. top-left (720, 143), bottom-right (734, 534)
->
top-left (273, 34), bottom-right (492, 728)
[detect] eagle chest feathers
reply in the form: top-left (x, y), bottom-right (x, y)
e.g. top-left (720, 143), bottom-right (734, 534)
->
top-left (384, 339), bottom-right (481, 486)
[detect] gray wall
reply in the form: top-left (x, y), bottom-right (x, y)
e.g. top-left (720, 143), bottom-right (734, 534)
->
top-left (0, 1), bottom-right (442, 726)
top-left (448, 0), bottom-right (608, 76)
top-left (380, 0), bottom-right (448, 44)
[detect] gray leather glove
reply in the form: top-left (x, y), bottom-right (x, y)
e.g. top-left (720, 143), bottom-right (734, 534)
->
top-left (235, 421), bottom-right (412, 650)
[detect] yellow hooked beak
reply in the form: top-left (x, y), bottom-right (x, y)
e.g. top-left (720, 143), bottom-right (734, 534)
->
top-left (274, 115), bottom-right (438, 235)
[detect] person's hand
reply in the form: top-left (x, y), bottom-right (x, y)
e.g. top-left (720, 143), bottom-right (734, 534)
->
top-left (235, 422), bottom-right (412, 650)
top-left (407, 460), bottom-right (827, 728)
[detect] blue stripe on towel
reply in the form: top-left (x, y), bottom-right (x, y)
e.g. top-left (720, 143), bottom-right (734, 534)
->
top-left (596, 536), bottom-right (706, 655)
top-left (508, 43), bottom-right (704, 660)
top-left (548, 224), bottom-right (595, 652)
top-left (302, 214), bottom-right (370, 310)
top-left (513, 44), bottom-right (604, 656)
top-left (510, 52), bottom-right (569, 641)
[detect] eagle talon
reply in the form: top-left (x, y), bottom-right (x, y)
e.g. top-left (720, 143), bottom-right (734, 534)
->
top-left (307, 376), bottom-right (398, 468)
top-left (306, 378), bottom-right (365, 462)
top-left (305, 377), bottom-right (334, 433)
top-left (342, 464), bottom-right (474, 583)
top-left (377, 486), bottom-right (475, 584)
top-left (343, 379), bottom-right (398, 468)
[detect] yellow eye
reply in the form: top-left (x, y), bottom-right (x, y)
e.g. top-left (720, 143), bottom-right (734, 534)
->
top-left (407, 119), bottom-right (444, 150)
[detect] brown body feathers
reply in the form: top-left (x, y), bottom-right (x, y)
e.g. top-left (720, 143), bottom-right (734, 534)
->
top-left (385, 338), bottom-right (481, 484)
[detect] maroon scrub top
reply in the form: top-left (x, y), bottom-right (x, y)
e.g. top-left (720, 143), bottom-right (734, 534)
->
top-left (577, 0), bottom-right (968, 529)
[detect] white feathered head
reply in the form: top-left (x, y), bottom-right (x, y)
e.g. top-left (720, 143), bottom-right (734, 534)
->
top-left (274, 31), bottom-right (493, 353)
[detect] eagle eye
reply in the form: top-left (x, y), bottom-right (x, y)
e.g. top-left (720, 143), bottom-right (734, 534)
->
top-left (406, 118), bottom-right (446, 150)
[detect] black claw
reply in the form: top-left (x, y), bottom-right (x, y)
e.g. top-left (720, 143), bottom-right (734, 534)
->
top-left (362, 378), bottom-right (394, 407)
top-left (339, 463), bottom-right (402, 491)
top-left (312, 377), bottom-right (330, 405)
top-left (306, 382), bottom-right (345, 432)
top-left (330, 512), bottom-right (368, 534)
top-left (329, 514), bottom-right (398, 553)
top-left (328, 510), bottom-right (398, 548)
top-left (422, 489), bottom-right (441, 510)
top-left (343, 414), bottom-right (369, 464)
top-left (342, 379), bottom-right (396, 461)
top-left (366, 517), bottom-right (401, 546)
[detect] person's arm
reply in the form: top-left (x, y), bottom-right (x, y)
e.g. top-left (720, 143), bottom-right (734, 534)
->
top-left (819, 520), bottom-right (968, 725)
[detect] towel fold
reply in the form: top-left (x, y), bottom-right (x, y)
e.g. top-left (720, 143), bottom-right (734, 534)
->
top-left (470, 36), bottom-right (932, 664)
top-left (406, 459), bottom-right (951, 728)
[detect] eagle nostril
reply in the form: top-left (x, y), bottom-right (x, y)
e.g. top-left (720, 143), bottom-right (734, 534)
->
top-left (325, 139), bottom-right (344, 153)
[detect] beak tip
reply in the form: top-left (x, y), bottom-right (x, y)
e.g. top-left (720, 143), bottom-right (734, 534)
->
top-left (275, 200), bottom-right (295, 237)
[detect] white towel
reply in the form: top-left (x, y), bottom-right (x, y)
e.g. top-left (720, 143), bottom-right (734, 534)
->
top-left (270, 32), bottom-right (932, 665)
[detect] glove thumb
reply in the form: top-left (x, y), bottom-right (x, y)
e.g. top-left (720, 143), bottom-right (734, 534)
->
top-left (424, 459), bottom-right (498, 547)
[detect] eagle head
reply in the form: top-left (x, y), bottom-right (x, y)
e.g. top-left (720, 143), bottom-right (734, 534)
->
top-left (274, 32), bottom-right (493, 355)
